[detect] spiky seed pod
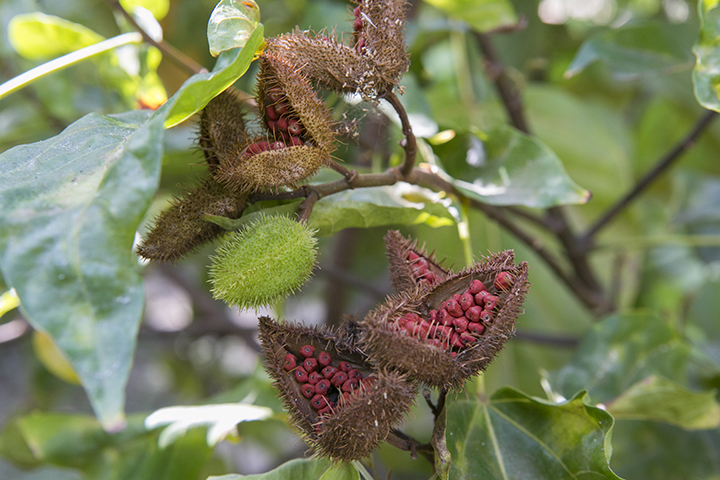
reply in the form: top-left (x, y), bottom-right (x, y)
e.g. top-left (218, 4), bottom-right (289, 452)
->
top-left (136, 178), bottom-right (246, 262)
top-left (198, 89), bottom-right (249, 172)
top-left (361, 250), bottom-right (529, 390)
top-left (258, 316), bottom-right (416, 461)
top-left (384, 230), bottom-right (449, 293)
top-left (209, 215), bottom-right (317, 309)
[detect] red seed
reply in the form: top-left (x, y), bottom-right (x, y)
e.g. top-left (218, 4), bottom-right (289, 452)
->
top-left (294, 366), bottom-right (308, 383)
top-left (322, 366), bottom-right (337, 379)
top-left (347, 369), bottom-right (362, 380)
top-left (270, 141), bottom-right (285, 150)
top-left (341, 391), bottom-right (353, 405)
top-left (480, 310), bottom-right (493, 323)
top-left (257, 141), bottom-right (271, 152)
top-left (403, 312), bottom-right (420, 323)
top-left (434, 325), bottom-right (452, 339)
top-left (357, 37), bottom-right (366, 51)
top-left (495, 272), bottom-right (513, 290)
top-left (466, 306), bottom-right (482, 322)
top-left (414, 258), bottom-right (428, 270)
top-left (339, 361), bottom-right (352, 372)
top-left (342, 378), bottom-right (360, 392)
top-left (407, 251), bottom-right (420, 261)
top-left (267, 87), bottom-right (283, 102)
top-left (307, 371), bottom-right (323, 385)
top-left (266, 119), bottom-right (277, 131)
top-left (450, 351), bottom-right (458, 359)
top-left (276, 116), bottom-right (288, 131)
top-left (424, 272), bottom-right (437, 283)
top-left (404, 321), bottom-right (418, 335)
top-left (287, 118), bottom-right (303, 135)
top-left (247, 143), bottom-right (263, 155)
top-left (265, 104), bottom-right (278, 120)
top-left (362, 376), bottom-right (376, 388)
top-left (446, 299), bottom-right (463, 317)
top-left (417, 321), bottom-right (431, 337)
top-left (330, 371), bottom-right (348, 387)
top-left (311, 394), bottom-right (328, 410)
top-left (398, 328), bottom-right (408, 336)
top-left (484, 295), bottom-right (499, 310)
top-left (318, 405), bottom-right (333, 416)
top-left (315, 379), bottom-right (331, 395)
top-left (459, 292), bottom-right (474, 311)
top-left (453, 316), bottom-right (468, 333)
top-left (301, 383), bottom-right (315, 398)
top-left (303, 358), bottom-right (318, 373)
top-left (439, 309), bottom-right (453, 325)
top-left (275, 102), bottom-right (288, 115)
top-left (283, 353), bottom-right (297, 371)
top-left (460, 332), bottom-right (476, 345)
top-left (299, 345), bottom-right (315, 358)
top-left (467, 322), bottom-right (485, 335)
top-left (353, 6), bottom-right (361, 17)
top-left (450, 332), bottom-right (465, 349)
top-left (354, 17), bottom-right (363, 31)
top-left (317, 351), bottom-right (332, 367)
top-left (474, 291), bottom-right (490, 306)
top-left (289, 136), bottom-right (303, 146)
top-left (453, 294), bottom-right (462, 303)
top-left (469, 280), bottom-right (487, 295)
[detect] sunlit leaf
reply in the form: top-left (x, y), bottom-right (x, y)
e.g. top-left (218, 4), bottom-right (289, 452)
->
top-left (422, 0), bottom-right (517, 33)
top-left (431, 126), bottom-right (590, 207)
top-left (32, 330), bottom-right (81, 385)
top-left (209, 458), bottom-right (331, 480)
top-left (8, 13), bottom-right (104, 60)
top-left (447, 388), bottom-right (622, 480)
top-left (120, 0), bottom-right (170, 21)
top-left (208, 0), bottom-right (262, 57)
top-left (693, 0), bottom-right (720, 111)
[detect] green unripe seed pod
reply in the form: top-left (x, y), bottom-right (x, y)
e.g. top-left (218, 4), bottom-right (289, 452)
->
top-left (209, 215), bottom-right (317, 309)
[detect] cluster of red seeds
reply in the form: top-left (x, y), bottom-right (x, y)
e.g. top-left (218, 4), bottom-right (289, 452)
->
top-left (407, 251), bottom-right (438, 285)
top-left (392, 274), bottom-right (514, 356)
top-left (353, 6), bottom-right (366, 52)
top-left (241, 87), bottom-right (307, 159)
top-left (283, 344), bottom-right (375, 417)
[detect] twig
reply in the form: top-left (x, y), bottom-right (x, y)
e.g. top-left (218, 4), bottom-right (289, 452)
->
top-left (297, 189), bottom-right (319, 222)
top-left (383, 91), bottom-right (418, 177)
top-left (514, 331), bottom-right (580, 348)
top-left (105, 0), bottom-right (207, 75)
top-left (327, 159), bottom-right (359, 184)
top-left (385, 429), bottom-right (434, 464)
top-left (583, 110), bottom-right (718, 240)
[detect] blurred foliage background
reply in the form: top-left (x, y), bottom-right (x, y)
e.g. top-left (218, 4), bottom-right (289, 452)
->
top-left (1, 0), bottom-right (720, 478)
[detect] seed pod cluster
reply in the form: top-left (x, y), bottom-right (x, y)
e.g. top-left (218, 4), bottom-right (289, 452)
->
top-left (385, 230), bottom-right (449, 293)
top-left (259, 316), bottom-right (416, 461)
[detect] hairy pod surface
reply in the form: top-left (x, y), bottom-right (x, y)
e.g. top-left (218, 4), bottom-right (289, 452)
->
top-left (361, 250), bottom-right (529, 390)
top-left (209, 215), bottom-right (317, 309)
top-left (136, 178), bottom-right (246, 262)
top-left (258, 316), bottom-right (416, 461)
top-left (385, 230), bottom-right (449, 293)
top-left (198, 89), bottom-right (249, 172)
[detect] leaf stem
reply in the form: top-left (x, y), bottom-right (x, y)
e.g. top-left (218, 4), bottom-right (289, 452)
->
top-left (0, 32), bottom-right (143, 101)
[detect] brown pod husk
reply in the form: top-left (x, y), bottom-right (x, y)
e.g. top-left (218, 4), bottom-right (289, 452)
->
top-left (198, 89), bottom-right (249, 171)
top-left (258, 316), bottom-right (416, 461)
top-left (361, 251), bottom-right (529, 390)
top-left (385, 230), bottom-right (450, 293)
top-left (136, 178), bottom-right (246, 262)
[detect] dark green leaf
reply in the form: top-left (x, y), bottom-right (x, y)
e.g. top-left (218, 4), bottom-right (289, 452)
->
top-left (566, 23), bottom-right (692, 79)
top-left (606, 375), bottom-right (720, 429)
top-left (207, 0), bottom-right (261, 57)
top-left (694, 0), bottom-right (720, 111)
top-left (549, 313), bottom-right (692, 403)
top-left (447, 388), bottom-right (622, 480)
top-left (432, 126), bottom-right (590, 207)
top-left (422, 0), bottom-right (517, 33)
top-left (208, 458), bottom-right (331, 480)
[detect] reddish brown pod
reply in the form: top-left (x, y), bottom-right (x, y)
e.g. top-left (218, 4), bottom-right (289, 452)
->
top-left (361, 250), bottom-right (529, 390)
top-left (258, 317), bottom-right (416, 461)
top-left (384, 230), bottom-right (449, 293)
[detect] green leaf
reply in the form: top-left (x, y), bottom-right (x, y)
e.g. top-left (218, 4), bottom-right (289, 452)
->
top-left (566, 23), bottom-right (692, 79)
top-left (606, 375), bottom-right (720, 429)
top-left (422, 0), bottom-right (517, 33)
top-left (120, 0), bottom-right (170, 20)
top-left (8, 13), bottom-right (104, 60)
top-left (164, 24), bottom-right (264, 127)
top-left (694, 0), bottom-right (720, 111)
top-left (446, 388), bottom-right (622, 480)
top-left (432, 126), bottom-right (590, 207)
top-left (319, 463), bottom-right (360, 480)
top-left (0, 109), bottom-right (161, 430)
top-left (549, 313), bottom-right (692, 403)
top-left (208, 0), bottom-right (261, 57)
top-left (209, 458), bottom-right (331, 480)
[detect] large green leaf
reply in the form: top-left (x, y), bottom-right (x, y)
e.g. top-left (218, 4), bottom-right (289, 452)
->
top-left (566, 23), bottom-right (692, 79)
top-left (422, 0), bottom-right (517, 33)
top-left (549, 313), bottom-right (692, 403)
top-left (447, 388), bottom-right (622, 480)
top-left (207, 0), bottom-right (261, 57)
top-left (431, 126), bottom-right (590, 207)
top-left (606, 375), bottom-right (720, 429)
top-left (8, 13), bottom-right (104, 60)
top-left (209, 458), bottom-right (331, 480)
top-left (694, 0), bottom-right (720, 111)
top-left (120, 0), bottom-right (170, 20)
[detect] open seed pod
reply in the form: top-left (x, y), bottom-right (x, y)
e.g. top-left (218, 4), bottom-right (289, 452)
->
top-left (259, 316), bottom-right (416, 461)
top-left (136, 178), bottom-right (246, 262)
top-left (198, 89), bottom-right (249, 173)
top-left (361, 251), bottom-right (529, 390)
top-left (385, 230), bottom-right (450, 293)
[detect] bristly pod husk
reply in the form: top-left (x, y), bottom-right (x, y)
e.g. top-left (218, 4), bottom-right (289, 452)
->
top-left (198, 89), bottom-right (249, 173)
top-left (136, 178), bottom-right (247, 263)
top-left (361, 250), bottom-right (529, 390)
top-left (258, 316), bottom-right (416, 461)
top-left (385, 230), bottom-right (449, 293)
top-left (209, 214), bottom-right (318, 309)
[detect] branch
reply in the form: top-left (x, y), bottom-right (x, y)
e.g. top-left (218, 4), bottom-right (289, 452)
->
top-left (384, 91), bottom-right (418, 177)
top-left (583, 110), bottom-right (718, 240)
top-left (385, 429), bottom-right (434, 464)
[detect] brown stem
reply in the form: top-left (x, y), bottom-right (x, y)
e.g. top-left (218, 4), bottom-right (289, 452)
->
top-left (383, 92), bottom-right (418, 178)
top-left (297, 189), bottom-right (319, 222)
top-left (386, 429), bottom-right (434, 464)
top-left (326, 159), bottom-right (359, 184)
top-left (583, 109), bottom-right (718, 240)
top-left (105, 0), bottom-right (207, 75)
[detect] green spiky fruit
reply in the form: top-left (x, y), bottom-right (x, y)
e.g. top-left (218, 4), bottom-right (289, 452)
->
top-left (209, 215), bottom-right (317, 309)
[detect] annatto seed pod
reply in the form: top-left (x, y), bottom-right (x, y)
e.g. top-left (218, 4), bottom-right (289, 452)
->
top-left (209, 215), bottom-right (318, 309)
top-left (384, 230), bottom-right (449, 293)
top-left (361, 250), bottom-right (529, 390)
top-left (258, 316), bottom-right (416, 461)
top-left (213, 52), bottom-right (335, 194)
top-left (198, 89), bottom-right (249, 173)
top-left (137, 178), bottom-right (246, 262)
